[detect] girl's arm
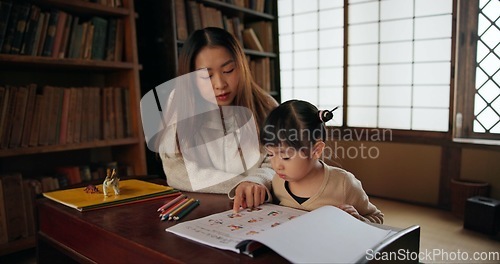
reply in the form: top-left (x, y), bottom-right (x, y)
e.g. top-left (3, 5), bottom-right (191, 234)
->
top-left (229, 154), bottom-right (275, 212)
top-left (343, 174), bottom-right (385, 224)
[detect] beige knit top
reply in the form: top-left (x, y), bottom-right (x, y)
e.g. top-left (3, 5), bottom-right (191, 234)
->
top-left (272, 162), bottom-right (384, 224)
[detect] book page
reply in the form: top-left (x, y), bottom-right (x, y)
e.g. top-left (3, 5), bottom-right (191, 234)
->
top-left (243, 205), bottom-right (393, 263)
top-left (167, 204), bottom-right (394, 262)
top-left (166, 203), bottom-right (307, 253)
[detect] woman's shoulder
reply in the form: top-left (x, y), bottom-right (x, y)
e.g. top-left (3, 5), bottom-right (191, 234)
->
top-left (265, 93), bottom-right (279, 108)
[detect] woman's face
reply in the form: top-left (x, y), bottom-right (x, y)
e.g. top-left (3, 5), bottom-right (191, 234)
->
top-left (194, 46), bottom-right (240, 106)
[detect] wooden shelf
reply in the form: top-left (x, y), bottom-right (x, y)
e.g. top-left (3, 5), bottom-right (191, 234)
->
top-left (0, 54), bottom-right (135, 71)
top-left (31, 0), bottom-right (129, 16)
top-left (0, 138), bottom-right (140, 158)
top-left (198, 0), bottom-right (275, 21)
top-left (0, 0), bottom-right (146, 256)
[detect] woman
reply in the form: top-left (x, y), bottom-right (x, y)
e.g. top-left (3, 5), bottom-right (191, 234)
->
top-left (157, 27), bottom-right (277, 212)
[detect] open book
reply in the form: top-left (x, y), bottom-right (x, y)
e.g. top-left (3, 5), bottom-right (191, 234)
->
top-left (166, 203), bottom-right (395, 263)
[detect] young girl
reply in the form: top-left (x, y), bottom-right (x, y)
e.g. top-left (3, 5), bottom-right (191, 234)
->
top-left (260, 100), bottom-right (384, 224)
top-left (156, 27), bottom-right (277, 212)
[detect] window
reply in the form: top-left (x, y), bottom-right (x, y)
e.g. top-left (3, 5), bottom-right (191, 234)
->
top-left (455, 0), bottom-right (500, 140)
top-left (279, 0), bottom-right (499, 141)
top-left (278, 0), bottom-right (345, 127)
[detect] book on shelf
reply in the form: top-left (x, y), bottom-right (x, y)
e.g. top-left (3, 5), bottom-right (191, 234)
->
top-left (0, 176), bottom-right (8, 244)
top-left (8, 85), bottom-right (29, 148)
top-left (50, 10), bottom-right (68, 58)
top-left (105, 18), bottom-right (117, 61)
top-left (1, 1), bottom-right (29, 54)
top-left (20, 84), bottom-right (37, 147)
top-left (186, 0), bottom-right (202, 34)
top-left (19, 4), bottom-right (40, 55)
top-left (242, 28), bottom-right (264, 52)
top-left (43, 179), bottom-right (179, 212)
top-left (41, 9), bottom-right (60, 57)
top-left (0, 84), bottom-right (133, 149)
top-left (174, 0), bottom-right (188, 41)
top-left (0, 0), bottom-right (13, 52)
top-left (90, 16), bottom-right (108, 60)
top-left (0, 173), bottom-right (28, 242)
top-left (166, 203), bottom-right (395, 263)
top-left (246, 21), bottom-right (273, 52)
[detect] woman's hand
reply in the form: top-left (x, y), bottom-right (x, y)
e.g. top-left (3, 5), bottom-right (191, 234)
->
top-left (232, 181), bottom-right (267, 213)
top-left (338, 204), bottom-right (364, 221)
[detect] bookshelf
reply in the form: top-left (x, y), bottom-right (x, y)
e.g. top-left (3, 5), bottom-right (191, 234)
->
top-left (0, 0), bottom-right (146, 255)
top-left (135, 0), bottom-right (280, 175)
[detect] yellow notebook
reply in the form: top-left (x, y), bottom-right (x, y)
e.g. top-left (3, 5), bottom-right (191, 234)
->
top-left (43, 179), bottom-right (178, 211)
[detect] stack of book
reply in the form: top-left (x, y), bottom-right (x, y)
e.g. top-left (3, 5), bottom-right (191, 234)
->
top-left (43, 179), bottom-right (179, 212)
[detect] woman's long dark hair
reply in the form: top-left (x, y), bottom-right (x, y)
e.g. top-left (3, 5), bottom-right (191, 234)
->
top-left (178, 27), bottom-right (276, 130)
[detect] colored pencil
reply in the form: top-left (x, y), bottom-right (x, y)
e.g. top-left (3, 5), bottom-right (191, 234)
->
top-left (157, 194), bottom-right (186, 212)
top-left (173, 200), bottom-right (200, 221)
top-left (168, 198), bottom-right (195, 220)
top-left (160, 198), bottom-right (188, 221)
top-left (159, 197), bottom-right (188, 218)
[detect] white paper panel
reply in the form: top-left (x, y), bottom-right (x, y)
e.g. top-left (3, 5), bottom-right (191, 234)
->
top-left (380, 42), bottom-right (412, 63)
top-left (319, 28), bottom-right (343, 48)
top-left (380, 64), bottom-right (412, 85)
top-left (348, 86), bottom-right (378, 106)
top-left (414, 39), bottom-right (451, 62)
top-left (293, 0), bottom-right (318, 13)
top-left (379, 107), bottom-right (411, 129)
top-left (294, 50), bottom-right (318, 69)
top-left (319, 48), bottom-right (344, 67)
top-left (413, 85), bottom-right (450, 108)
top-left (413, 62), bottom-right (450, 85)
top-left (319, 67), bottom-right (343, 86)
top-left (347, 107), bottom-right (378, 127)
top-left (414, 15), bottom-right (452, 39)
top-left (349, 23), bottom-right (379, 44)
top-left (319, 8), bottom-right (344, 29)
top-left (379, 86), bottom-right (412, 107)
top-left (349, 1), bottom-right (379, 24)
top-left (294, 31), bottom-right (318, 51)
top-left (380, 19), bottom-right (413, 42)
top-left (348, 66), bottom-right (378, 85)
top-left (381, 0), bottom-right (413, 20)
top-left (415, 0), bottom-right (452, 16)
top-left (293, 69), bottom-right (318, 87)
top-left (294, 13), bottom-right (318, 32)
top-left (412, 108), bottom-right (449, 131)
top-left (349, 44), bottom-right (378, 65)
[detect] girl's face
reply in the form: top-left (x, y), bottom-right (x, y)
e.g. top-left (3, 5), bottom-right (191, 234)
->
top-left (195, 46), bottom-right (239, 106)
top-left (265, 145), bottom-right (319, 183)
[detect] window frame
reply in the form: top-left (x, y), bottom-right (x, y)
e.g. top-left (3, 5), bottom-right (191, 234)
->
top-left (454, 0), bottom-right (500, 141)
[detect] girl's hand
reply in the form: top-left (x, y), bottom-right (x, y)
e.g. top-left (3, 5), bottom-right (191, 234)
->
top-left (338, 204), bottom-right (364, 221)
top-left (232, 181), bottom-right (267, 213)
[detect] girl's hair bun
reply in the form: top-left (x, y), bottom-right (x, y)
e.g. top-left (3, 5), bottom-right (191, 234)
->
top-left (318, 110), bottom-right (333, 123)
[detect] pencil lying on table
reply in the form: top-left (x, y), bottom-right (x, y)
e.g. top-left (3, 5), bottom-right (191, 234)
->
top-left (173, 200), bottom-right (200, 221)
top-left (160, 197), bottom-right (188, 219)
top-left (167, 198), bottom-right (195, 221)
top-left (157, 194), bottom-right (186, 212)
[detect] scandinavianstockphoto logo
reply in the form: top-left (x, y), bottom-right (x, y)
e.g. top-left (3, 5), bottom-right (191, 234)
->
top-left (261, 125), bottom-right (393, 160)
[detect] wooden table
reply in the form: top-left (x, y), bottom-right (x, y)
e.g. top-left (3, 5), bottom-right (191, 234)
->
top-left (36, 190), bottom-right (420, 263)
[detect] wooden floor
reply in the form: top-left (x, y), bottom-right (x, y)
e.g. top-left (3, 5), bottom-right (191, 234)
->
top-left (371, 197), bottom-right (500, 263)
top-left (0, 198), bottom-right (499, 263)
